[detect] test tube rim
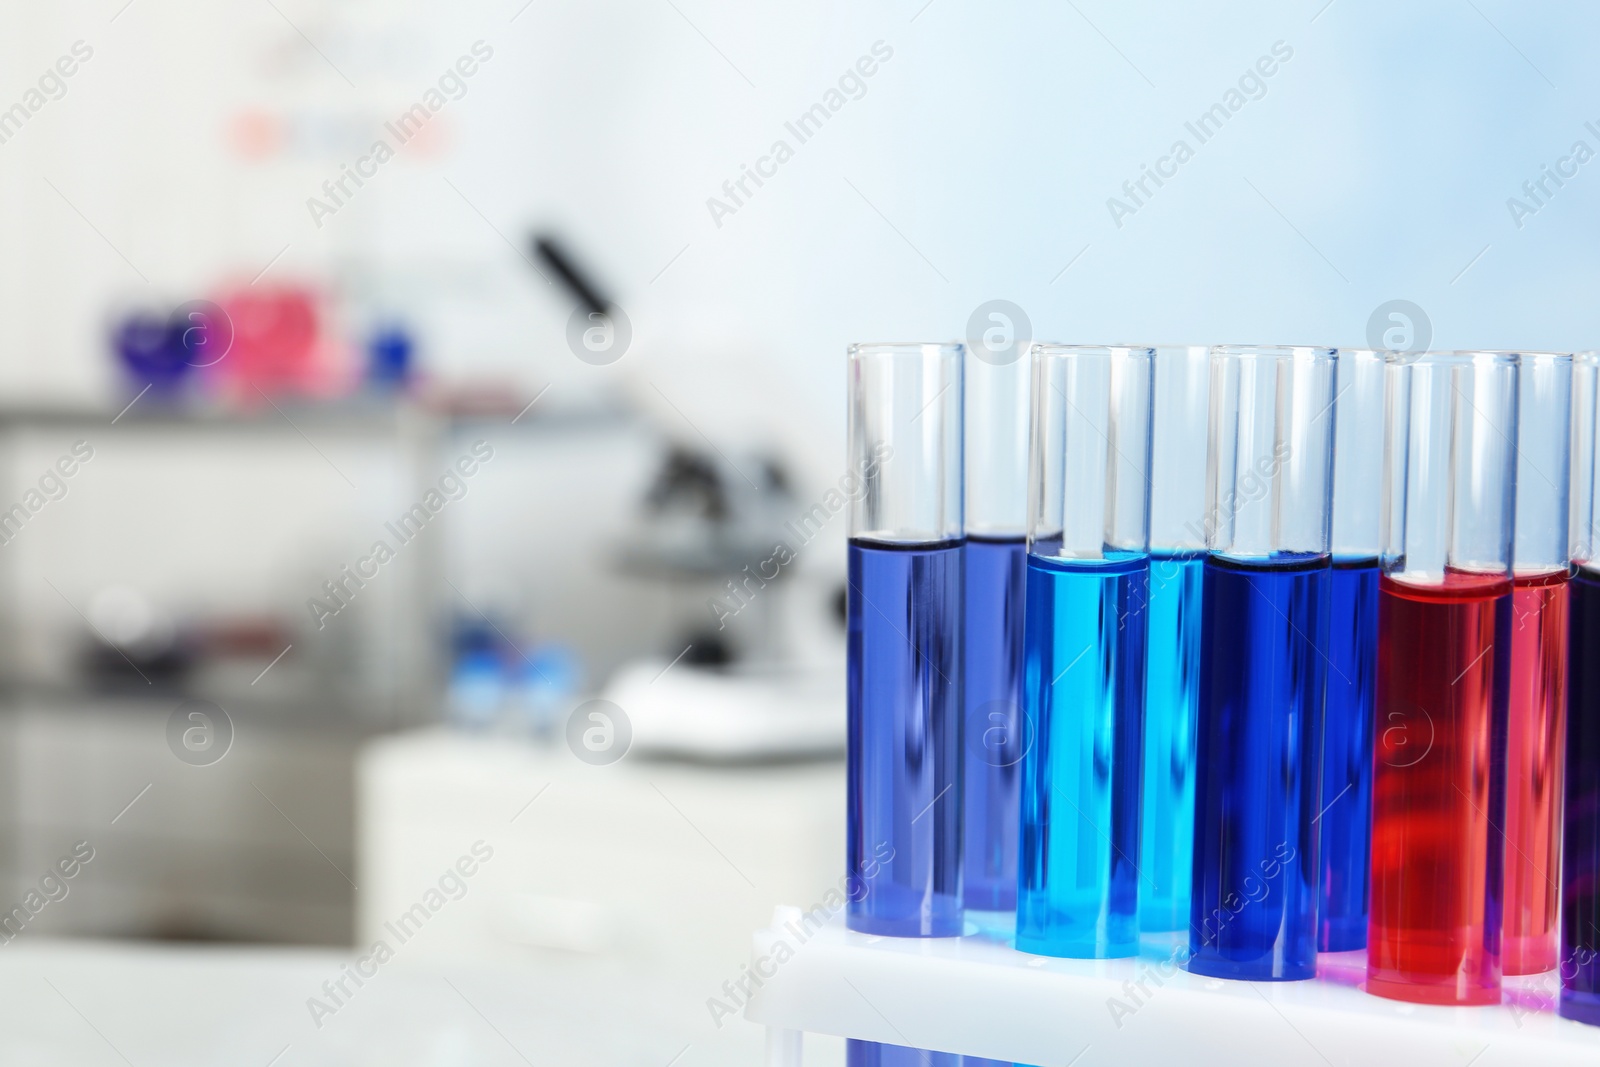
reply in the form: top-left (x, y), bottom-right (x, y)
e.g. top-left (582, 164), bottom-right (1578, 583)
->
top-left (1209, 343), bottom-right (1337, 361)
top-left (1099, 342), bottom-right (1209, 354)
top-left (1380, 349), bottom-right (1534, 367)
top-left (848, 341), bottom-right (965, 359)
top-left (1030, 343), bottom-right (1157, 359)
top-left (1484, 349), bottom-right (1571, 373)
top-left (1337, 347), bottom-right (1385, 361)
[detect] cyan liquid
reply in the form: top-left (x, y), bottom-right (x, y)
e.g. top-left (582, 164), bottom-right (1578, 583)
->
top-left (1189, 553), bottom-right (1329, 981)
top-left (1017, 550), bottom-right (1149, 958)
top-left (1138, 550), bottom-right (1204, 932)
top-left (1319, 556), bottom-right (1379, 951)
top-left (846, 538), bottom-right (964, 937)
top-left (963, 535), bottom-right (1027, 913)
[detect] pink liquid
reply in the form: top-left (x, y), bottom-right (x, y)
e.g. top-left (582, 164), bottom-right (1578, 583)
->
top-left (1503, 569), bottom-right (1570, 975)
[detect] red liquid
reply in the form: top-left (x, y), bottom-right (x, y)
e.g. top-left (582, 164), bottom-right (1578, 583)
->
top-left (1503, 569), bottom-right (1570, 975)
top-left (1368, 572), bottom-right (1510, 1006)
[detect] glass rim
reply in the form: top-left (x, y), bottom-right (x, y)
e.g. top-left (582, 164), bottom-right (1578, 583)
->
top-left (1383, 349), bottom-right (1555, 367)
top-left (1512, 350), bottom-right (1574, 365)
top-left (1209, 344), bottom-right (1336, 361)
top-left (1102, 342), bottom-right (1209, 354)
top-left (847, 341), bottom-right (964, 359)
top-left (1030, 343), bottom-right (1155, 359)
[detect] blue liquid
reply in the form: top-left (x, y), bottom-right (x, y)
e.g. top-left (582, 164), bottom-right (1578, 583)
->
top-left (847, 538), bottom-right (964, 937)
top-left (963, 535), bottom-right (1027, 913)
top-left (1017, 550), bottom-right (1149, 958)
top-left (1318, 556), bottom-right (1378, 951)
top-left (847, 1043), bottom-right (1015, 1067)
top-left (1189, 553), bottom-right (1330, 980)
top-left (1138, 551), bottom-right (1205, 932)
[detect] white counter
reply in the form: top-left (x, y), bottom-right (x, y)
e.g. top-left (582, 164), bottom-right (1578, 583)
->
top-left (4, 937), bottom-right (772, 1065)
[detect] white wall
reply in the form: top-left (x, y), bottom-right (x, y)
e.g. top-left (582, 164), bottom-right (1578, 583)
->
top-left (0, 0), bottom-right (1596, 551)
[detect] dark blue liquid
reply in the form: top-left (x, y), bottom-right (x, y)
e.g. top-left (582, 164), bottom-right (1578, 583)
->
top-left (847, 538), bottom-right (964, 937)
top-left (963, 535), bottom-right (1027, 913)
top-left (1563, 567), bottom-right (1600, 1025)
top-left (1318, 556), bottom-right (1378, 951)
top-left (1139, 550), bottom-right (1205, 931)
top-left (847, 1042), bottom-right (1005, 1066)
top-left (1017, 550), bottom-right (1148, 958)
top-left (1189, 553), bottom-right (1329, 980)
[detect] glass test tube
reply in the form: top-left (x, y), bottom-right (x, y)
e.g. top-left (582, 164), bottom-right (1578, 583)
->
top-left (1368, 351), bottom-right (1518, 1006)
top-left (1504, 353), bottom-right (1573, 976)
top-left (1320, 349), bottom-right (1384, 952)
top-left (846, 343), bottom-right (964, 937)
top-left (1016, 344), bottom-right (1153, 958)
top-left (962, 343), bottom-right (1030, 915)
top-left (1563, 352), bottom-right (1600, 1025)
top-left (1139, 345), bottom-right (1209, 933)
top-left (1189, 345), bottom-right (1334, 982)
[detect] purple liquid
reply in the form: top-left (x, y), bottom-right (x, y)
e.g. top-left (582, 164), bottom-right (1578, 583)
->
top-left (847, 538), bottom-right (964, 936)
top-left (962, 535), bottom-right (1026, 912)
top-left (847, 1042), bottom-right (1009, 1067)
top-left (1563, 566), bottom-right (1600, 1024)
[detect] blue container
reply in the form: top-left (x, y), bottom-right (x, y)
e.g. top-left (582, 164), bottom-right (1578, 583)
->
top-left (1317, 348), bottom-right (1384, 952)
top-left (962, 535), bottom-right (1027, 913)
top-left (1138, 345), bottom-right (1211, 933)
top-left (1563, 352), bottom-right (1600, 1024)
top-left (112, 310), bottom-right (193, 393)
top-left (960, 340), bottom-right (1031, 918)
top-left (846, 539), bottom-right (964, 936)
top-left (845, 342), bottom-right (966, 938)
top-left (1016, 344), bottom-right (1154, 959)
top-left (1188, 345), bottom-right (1336, 982)
top-left (1318, 555), bottom-right (1379, 950)
top-left (1189, 553), bottom-right (1330, 980)
top-left (1016, 550), bottom-right (1149, 957)
top-left (1138, 549), bottom-right (1205, 931)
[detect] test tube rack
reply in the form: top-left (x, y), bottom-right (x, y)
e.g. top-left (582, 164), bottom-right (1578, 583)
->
top-left (743, 909), bottom-right (1600, 1067)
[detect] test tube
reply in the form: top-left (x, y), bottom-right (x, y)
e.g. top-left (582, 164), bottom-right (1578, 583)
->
top-left (1319, 349), bottom-right (1384, 952)
top-left (1562, 351), bottom-right (1600, 1025)
top-left (1188, 345), bottom-right (1334, 982)
top-left (1138, 345), bottom-right (1209, 933)
top-left (962, 343), bottom-right (1030, 916)
top-left (1368, 351), bottom-right (1518, 1006)
top-left (1016, 344), bottom-right (1153, 958)
top-left (846, 342), bottom-right (964, 937)
top-left (1504, 352), bottom-right (1573, 976)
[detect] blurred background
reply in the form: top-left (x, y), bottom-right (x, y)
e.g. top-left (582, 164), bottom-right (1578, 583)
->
top-left (0, 0), bottom-right (1595, 1063)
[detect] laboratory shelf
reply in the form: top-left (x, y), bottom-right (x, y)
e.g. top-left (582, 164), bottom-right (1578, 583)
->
top-left (743, 909), bottom-right (1600, 1066)
top-left (0, 397), bottom-right (631, 433)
